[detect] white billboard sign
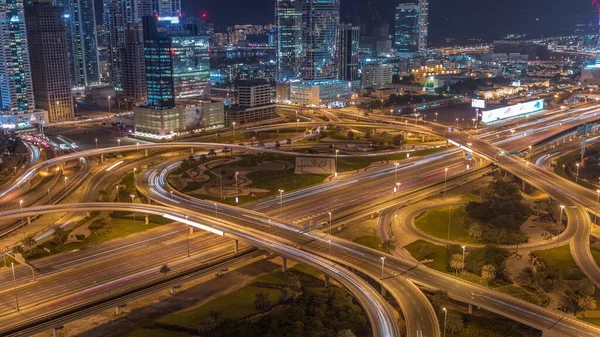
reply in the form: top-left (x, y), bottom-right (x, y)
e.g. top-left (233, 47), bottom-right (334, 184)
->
top-left (295, 157), bottom-right (335, 175)
top-left (481, 99), bottom-right (544, 123)
top-left (471, 99), bottom-right (486, 109)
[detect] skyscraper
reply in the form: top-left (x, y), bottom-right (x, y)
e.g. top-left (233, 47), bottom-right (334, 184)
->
top-left (56, 0), bottom-right (100, 87)
top-left (121, 23), bottom-right (146, 103)
top-left (394, 3), bottom-right (419, 53)
top-left (25, 0), bottom-right (74, 122)
top-left (417, 0), bottom-right (428, 52)
top-left (151, 0), bottom-right (180, 17)
top-left (339, 23), bottom-right (359, 83)
top-left (104, 0), bottom-right (151, 87)
top-left (300, 0), bottom-right (340, 80)
top-left (0, 0), bottom-right (34, 112)
top-left (142, 15), bottom-right (210, 109)
top-left (275, 0), bottom-right (302, 82)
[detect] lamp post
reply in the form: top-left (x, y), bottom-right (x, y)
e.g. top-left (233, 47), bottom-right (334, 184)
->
top-left (214, 203), bottom-right (218, 217)
top-left (380, 256), bottom-right (385, 281)
top-left (133, 167), bottom-right (137, 181)
top-left (296, 118), bottom-right (299, 133)
top-left (116, 185), bottom-right (120, 202)
top-left (235, 172), bottom-right (239, 204)
top-left (64, 176), bottom-right (68, 187)
top-left (394, 162), bottom-right (399, 184)
top-left (107, 96), bottom-right (111, 114)
top-left (335, 149), bottom-right (339, 176)
top-left (576, 163), bottom-right (580, 183)
top-left (130, 194), bottom-right (136, 225)
top-left (136, 142), bottom-right (139, 154)
top-left (117, 138), bottom-right (121, 147)
top-left (11, 262), bottom-right (19, 311)
top-left (95, 138), bottom-right (98, 148)
top-left (558, 205), bottom-right (565, 247)
top-left (186, 215), bottom-right (190, 257)
top-left (19, 200), bottom-right (24, 227)
top-left (443, 308), bottom-right (448, 337)
top-left (328, 211), bottom-right (332, 235)
top-left (444, 167), bottom-right (448, 199)
top-left (170, 191), bottom-right (174, 206)
top-left (279, 189), bottom-right (284, 215)
top-left (232, 122), bottom-right (236, 143)
top-left (461, 245), bottom-right (466, 263)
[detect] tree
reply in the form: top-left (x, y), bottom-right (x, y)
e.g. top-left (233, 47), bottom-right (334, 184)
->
top-left (397, 316), bottom-right (407, 337)
top-left (287, 273), bottom-right (302, 292)
top-left (516, 267), bottom-right (538, 289)
top-left (481, 264), bottom-right (496, 282)
top-left (275, 141), bottom-right (281, 149)
top-left (578, 296), bottom-right (597, 317)
top-left (22, 234), bottom-right (36, 251)
top-left (577, 277), bottom-right (596, 297)
top-left (450, 254), bottom-right (465, 275)
top-left (159, 264), bottom-right (171, 277)
top-left (445, 311), bottom-right (464, 334)
top-left (337, 329), bottom-right (356, 337)
top-left (279, 287), bottom-right (295, 303)
top-left (431, 290), bottom-right (449, 314)
top-left (208, 149), bottom-right (216, 157)
top-left (382, 239), bottom-right (396, 254)
top-left (469, 223), bottom-right (482, 239)
top-left (392, 135), bottom-right (404, 146)
top-left (12, 245), bottom-right (24, 255)
top-left (286, 139), bottom-right (292, 146)
top-left (419, 244), bottom-right (432, 259)
top-left (254, 291), bottom-right (272, 311)
top-left (208, 310), bottom-right (222, 330)
top-left (347, 131), bottom-right (355, 139)
top-left (53, 226), bottom-right (68, 244)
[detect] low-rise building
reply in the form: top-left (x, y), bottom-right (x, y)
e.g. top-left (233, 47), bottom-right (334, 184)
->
top-left (225, 79), bottom-right (277, 126)
top-left (289, 80), bottom-right (352, 107)
top-left (361, 64), bottom-right (393, 89)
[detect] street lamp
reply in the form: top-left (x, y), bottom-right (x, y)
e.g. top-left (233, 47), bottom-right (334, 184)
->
top-left (19, 200), bottom-right (24, 227)
top-left (107, 96), bottom-right (111, 114)
top-left (235, 172), bottom-right (239, 204)
top-left (117, 138), bottom-right (121, 147)
top-left (394, 162), bottom-right (399, 184)
top-left (558, 205), bottom-right (565, 247)
top-left (576, 163), bottom-right (580, 183)
top-left (335, 149), bottom-right (339, 177)
top-left (444, 167), bottom-right (448, 199)
top-left (11, 262), bottom-right (19, 311)
top-left (232, 122), bottom-right (236, 143)
top-left (133, 167), bottom-right (137, 180)
top-left (279, 189), bottom-right (284, 215)
top-left (461, 245), bottom-right (466, 263)
top-left (64, 176), bottom-right (68, 187)
top-left (443, 308), bottom-right (448, 337)
top-left (185, 215), bottom-right (190, 257)
top-left (380, 256), bottom-right (385, 281)
top-left (130, 194), bottom-right (136, 225)
top-left (328, 211), bottom-right (332, 235)
top-left (95, 138), bottom-right (98, 148)
top-left (296, 118), bottom-right (300, 132)
top-left (115, 185), bottom-right (120, 202)
top-left (136, 142), bottom-right (139, 153)
top-left (170, 191), bottom-right (174, 206)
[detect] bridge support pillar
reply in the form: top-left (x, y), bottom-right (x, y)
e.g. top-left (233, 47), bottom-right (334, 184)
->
top-left (145, 214), bottom-right (149, 225)
top-left (100, 154), bottom-right (104, 163)
top-left (380, 286), bottom-right (387, 297)
top-left (446, 139), bottom-right (449, 148)
top-left (52, 326), bottom-right (63, 337)
top-left (86, 211), bottom-right (90, 217)
top-left (189, 226), bottom-right (194, 235)
top-left (233, 240), bottom-right (239, 253)
top-left (324, 275), bottom-right (330, 288)
top-left (145, 149), bottom-right (148, 157)
top-left (115, 306), bottom-right (122, 315)
top-left (468, 303), bottom-right (473, 314)
top-left (191, 148), bottom-right (194, 154)
top-left (282, 257), bottom-right (287, 272)
top-left (27, 217), bottom-right (31, 225)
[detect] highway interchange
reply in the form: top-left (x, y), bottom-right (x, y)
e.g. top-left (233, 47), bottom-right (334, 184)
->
top-left (3, 102), bottom-right (600, 336)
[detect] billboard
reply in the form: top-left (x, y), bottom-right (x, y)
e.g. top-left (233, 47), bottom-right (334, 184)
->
top-left (481, 99), bottom-right (544, 123)
top-left (184, 105), bottom-right (205, 131)
top-left (471, 99), bottom-right (486, 109)
top-left (295, 157), bottom-right (335, 175)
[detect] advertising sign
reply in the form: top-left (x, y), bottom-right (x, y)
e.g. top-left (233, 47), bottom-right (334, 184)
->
top-left (184, 105), bottom-right (205, 131)
top-left (295, 157), bottom-right (335, 175)
top-left (481, 99), bottom-right (544, 123)
top-left (471, 99), bottom-right (486, 109)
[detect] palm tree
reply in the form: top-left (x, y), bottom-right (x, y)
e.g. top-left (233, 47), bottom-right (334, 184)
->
top-left (578, 277), bottom-right (596, 297)
top-left (445, 311), bottom-right (464, 334)
top-left (516, 267), bottom-right (538, 289)
top-left (336, 330), bottom-right (356, 337)
top-left (208, 149), bottom-right (216, 157)
top-left (381, 239), bottom-right (396, 254)
top-left (279, 287), bottom-right (294, 303)
top-left (287, 273), bottom-right (302, 292)
top-left (53, 226), bottom-right (68, 244)
top-left (275, 141), bottom-right (281, 149)
top-left (481, 264), bottom-right (496, 282)
top-left (449, 254), bottom-right (464, 275)
top-left (578, 296), bottom-right (597, 317)
top-left (431, 290), bottom-right (449, 314)
top-left (159, 264), bottom-right (171, 277)
top-left (22, 234), bottom-right (36, 251)
top-left (286, 139), bottom-right (292, 147)
top-left (208, 310), bottom-right (222, 330)
top-left (254, 291), bottom-right (271, 311)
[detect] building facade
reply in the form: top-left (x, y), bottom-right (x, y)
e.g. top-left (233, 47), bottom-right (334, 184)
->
top-left (289, 80), bottom-right (351, 107)
top-left (394, 3), bottom-right (419, 53)
top-left (56, 0), bottom-right (100, 87)
top-left (226, 79), bottom-right (277, 126)
top-left (300, 0), bottom-right (340, 80)
top-left (339, 23), bottom-right (360, 83)
top-left (151, 0), bottom-right (180, 17)
top-left (361, 64), bottom-right (393, 89)
top-left (417, 0), bottom-right (428, 52)
top-left (275, 0), bottom-right (302, 82)
top-left (121, 23), bottom-right (146, 103)
top-left (25, 0), bottom-right (74, 122)
top-left (0, 0), bottom-right (34, 113)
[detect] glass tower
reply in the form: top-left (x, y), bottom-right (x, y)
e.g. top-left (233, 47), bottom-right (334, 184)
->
top-left (275, 0), bottom-right (302, 82)
top-left (417, 0), bottom-right (429, 52)
top-left (151, 0), bottom-right (180, 17)
top-left (142, 16), bottom-right (210, 109)
top-left (394, 3), bottom-right (419, 53)
top-left (56, 0), bottom-right (100, 87)
top-left (0, 0), bottom-right (34, 112)
top-left (300, 0), bottom-right (339, 80)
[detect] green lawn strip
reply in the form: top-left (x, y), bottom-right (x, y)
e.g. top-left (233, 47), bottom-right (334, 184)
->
top-left (353, 235), bottom-right (384, 252)
top-left (414, 206), bottom-right (476, 244)
top-left (336, 147), bottom-right (442, 172)
top-left (591, 243), bottom-right (600, 269)
top-left (452, 314), bottom-right (541, 337)
top-left (404, 240), bottom-right (449, 272)
top-left (158, 286), bottom-right (281, 329)
top-left (580, 317), bottom-right (600, 327)
top-left (532, 244), bottom-right (585, 280)
top-left (553, 143), bottom-right (600, 189)
top-left (124, 328), bottom-right (185, 337)
top-left (404, 241), bottom-right (544, 306)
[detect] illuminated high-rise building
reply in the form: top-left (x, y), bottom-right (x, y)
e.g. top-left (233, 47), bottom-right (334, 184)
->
top-left (151, 0), bottom-right (180, 17)
top-left (394, 3), bottom-right (419, 53)
top-left (417, 0), bottom-right (429, 52)
top-left (142, 15), bottom-right (210, 109)
top-left (56, 0), bottom-right (100, 87)
top-left (300, 0), bottom-right (339, 80)
top-left (275, 0), bottom-right (302, 82)
top-left (121, 23), bottom-right (146, 103)
top-left (0, 0), bottom-right (34, 112)
top-left (25, 0), bottom-right (74, 122)
top-left (339, 23), bottom-right (359, 83)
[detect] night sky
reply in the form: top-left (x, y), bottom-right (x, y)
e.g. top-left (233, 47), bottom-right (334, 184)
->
top-left (96, 0), bottom-right (596, 42)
